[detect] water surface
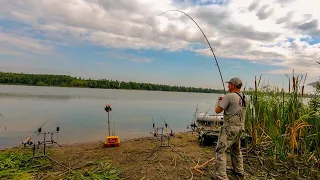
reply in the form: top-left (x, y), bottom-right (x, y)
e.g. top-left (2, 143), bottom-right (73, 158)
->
top-left (0, 85), bottom-right (221, 149)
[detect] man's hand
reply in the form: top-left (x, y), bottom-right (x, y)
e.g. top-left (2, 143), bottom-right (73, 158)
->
top-left (215, 96), bottom-right (224, 113)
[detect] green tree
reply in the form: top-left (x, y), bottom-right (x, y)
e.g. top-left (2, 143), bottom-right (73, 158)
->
top-left (0, 72), bottom-right (224, 94)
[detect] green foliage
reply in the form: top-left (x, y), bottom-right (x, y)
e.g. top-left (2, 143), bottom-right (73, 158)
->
top-left (0, 152), bottom-right (122, 179)
top-left (0, 152), bottom-right (40, 179)
top-left (64, 160), bottom-right (123, 180)
top-left (245, 74), bottom-right (320, 163)
top-left (0, 72), bottom-right (224, 93)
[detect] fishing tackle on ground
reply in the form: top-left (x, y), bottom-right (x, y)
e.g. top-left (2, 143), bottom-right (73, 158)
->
top-left (104, 104), bottom-right (120, 147)
top-left (2, 119), bottom-right (50, 155)
top-left (16, 126), bottom-right (70, 172)
top-left (146, 120), bottom-right (186, 161)
top-left (187, 104), bottom-right (198, 132)
top-left (104, 104), bottom-right (112, 136)
top-left (22, 119), bottom-right (49, 147)
top-left (161, 117), bottom-right (175, 137)
top-left (151, 118), bottom-right (158, 137)
top-left (36, 125), bottom-right (61, 147)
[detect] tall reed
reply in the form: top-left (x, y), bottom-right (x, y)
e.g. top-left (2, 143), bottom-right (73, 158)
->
top-left (245, 72), bottom-right (320, 164)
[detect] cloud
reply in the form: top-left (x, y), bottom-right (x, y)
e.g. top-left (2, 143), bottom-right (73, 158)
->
top-left (131, 58), bottom-right (155, 63)
top-left (0, 31), bottom-right (53, 55)
top-left (256, 5), bottom-right (274, 20)
top-left (0, 61), bottom-right (61, 74)
top-left (276, 11), bottom-right (294, 24)
top-left (0, 46), bottom-right (27, 56)
top-left (248, 1), bottom-right (259, 11)
top-left (99, 50), bottom-right (155, 63)
top-left (0, 0), bottom-right (320, 76)
top-left (298, 20), bottom-right (318, 31)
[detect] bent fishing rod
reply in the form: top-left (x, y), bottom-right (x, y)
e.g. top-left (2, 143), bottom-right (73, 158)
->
top-left (159, 10), bottom-right (226, 95)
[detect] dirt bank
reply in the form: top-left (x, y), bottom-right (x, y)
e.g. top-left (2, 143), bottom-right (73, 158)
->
top-left (1, 131), bottom-right (319, 179)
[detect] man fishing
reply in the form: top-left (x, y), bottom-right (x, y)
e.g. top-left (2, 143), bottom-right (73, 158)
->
top-left (212, 77), bottom-right (247, 180)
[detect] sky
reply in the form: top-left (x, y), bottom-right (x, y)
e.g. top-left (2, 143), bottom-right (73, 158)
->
top-left (0, 0), bottom-right (319, 93)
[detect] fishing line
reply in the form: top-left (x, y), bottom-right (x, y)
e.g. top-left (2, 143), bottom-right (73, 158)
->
top-left (159, 9), bottom-right (226, 95)
top-left (200, 101), bottom-right (213, 121)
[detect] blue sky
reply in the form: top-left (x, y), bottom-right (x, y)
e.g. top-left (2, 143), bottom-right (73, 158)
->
top-left (0, 0), bottom-right (319, 92)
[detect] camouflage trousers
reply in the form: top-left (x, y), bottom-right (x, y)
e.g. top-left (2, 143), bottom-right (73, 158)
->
top-left (215, 125), bottom-right (244, 180)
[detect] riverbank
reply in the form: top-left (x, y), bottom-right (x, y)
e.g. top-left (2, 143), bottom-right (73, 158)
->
top-left (0, 72), bottom-right (224, 94)
top-left (1, 131), bottom-right (319, 180)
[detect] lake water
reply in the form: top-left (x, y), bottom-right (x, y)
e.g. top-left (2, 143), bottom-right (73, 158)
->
top-left (0, 85), bottom-right (222, 149)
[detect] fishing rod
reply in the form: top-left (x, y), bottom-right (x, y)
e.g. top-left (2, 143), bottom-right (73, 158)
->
top-left (188, 104), bottom-right (198, 131)
top-left (200, 101), bottom-right (214, 122)
top-left (151, 118), bottom-right (158, 137)
top-left (2, 119), bottom-right (50, 154)
top-left (159, 10), bottom-right (226, 95)
top-left (20, 119), bottom-right (49, 148)
top-left (161, 117), bottom-right (175, 136)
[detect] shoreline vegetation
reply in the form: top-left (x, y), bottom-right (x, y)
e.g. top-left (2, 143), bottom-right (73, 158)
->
top-left (242, 73), bottom-right (320, 178)
top-left (1, 71), bottom-right (318, 98)
top-left (0, 71), bottom-right (224, 94)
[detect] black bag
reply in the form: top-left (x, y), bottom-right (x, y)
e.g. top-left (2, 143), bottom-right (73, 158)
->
top-left (198, 130), bottom-right (219, 146)
top-left (198, 130), bottom-right (252, 147)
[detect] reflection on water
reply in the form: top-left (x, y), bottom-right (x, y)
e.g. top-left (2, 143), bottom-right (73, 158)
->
top-left (0, 92), bottom-right (111, 100)
top-left (0, 85), bottom-right (221, 149)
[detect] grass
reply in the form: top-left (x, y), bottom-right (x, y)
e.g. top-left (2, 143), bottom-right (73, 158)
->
top-left (245, 72), bottom-right (320, 170)
top-left (62, 160), bottom-right (123, 180)
top-left (0, 152), bottom-right (41, 179)
top-left (0, 150), bottom-right (123, 180)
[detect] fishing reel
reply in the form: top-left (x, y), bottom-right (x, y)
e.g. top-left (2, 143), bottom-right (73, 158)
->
top-left (104, 104), bottom-right (112, 112)
top-left (187, 123), bottom-right (197, 131)
top-left (151, 131), bottom-right (158, 137)
top-left (151, 122), bottom-right (158, 137)
top-left (169, 131), bottom-right (175, 137)
top-left (164, 122), bottom-right (175, 137)
top-left (150, 118), bottom-right (175, 137)
top-left (22, 137), bottom-right (33, 147)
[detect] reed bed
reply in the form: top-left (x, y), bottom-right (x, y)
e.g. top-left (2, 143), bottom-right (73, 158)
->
top-left (245, 72), bottom-right (320, 172)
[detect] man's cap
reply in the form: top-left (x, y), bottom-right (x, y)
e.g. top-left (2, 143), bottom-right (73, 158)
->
top-left (226, 77), bottom-right (243, 86)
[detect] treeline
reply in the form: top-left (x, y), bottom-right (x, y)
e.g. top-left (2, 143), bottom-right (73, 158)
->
top-left (0, 72), bottom-right (224, 93)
